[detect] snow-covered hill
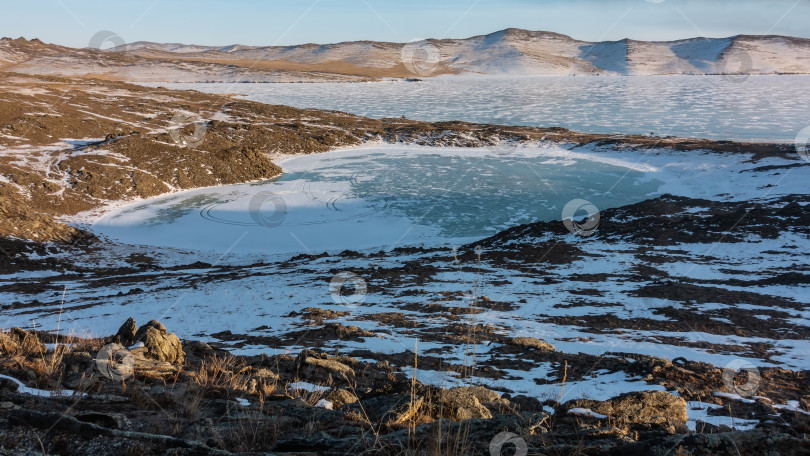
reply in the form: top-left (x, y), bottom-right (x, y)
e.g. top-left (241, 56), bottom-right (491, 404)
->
top-left (2, 29), bottom-right (808, 82)
top-left (118, 28), bottom-right (810, 77)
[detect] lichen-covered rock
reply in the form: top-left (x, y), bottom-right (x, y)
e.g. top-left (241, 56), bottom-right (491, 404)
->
top-left (133, 320), bottom-right (184, 364)
top-left (305, 357), bottom-right (354, 378)
top-left (509, 336), bottom-right (555, 351)
top-left (327, 389), bottom-right (359, 408)
top-left (134, 320), bottom-right (166, 338)
top-left (562, 390), bottom-right (687, 432)
top-left (436, 386), bottom-right (507, 421)
top-left (295, 350), bottom-right (355, 381)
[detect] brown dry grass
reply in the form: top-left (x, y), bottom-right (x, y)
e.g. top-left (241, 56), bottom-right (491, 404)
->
top-left (189, 354), bottom-right (252, 396)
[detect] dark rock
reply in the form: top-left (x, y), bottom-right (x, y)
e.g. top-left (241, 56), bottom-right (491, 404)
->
top-left (183, 340), bottom-right (214, 358)
top-left (115, 317), bottom-right (137, 345)
top-left (0, 376), bottom-right (19, 392)
top-left (508, 394), bottom-right (544, 412)
top-left (694, 419), bottom-right (732, 433)
top-left (273, 431), bottom-right (353, 453)
top-left (74, 411), bottom-right (131, 431)
top-left (623, 429), bottom-right (810, 455)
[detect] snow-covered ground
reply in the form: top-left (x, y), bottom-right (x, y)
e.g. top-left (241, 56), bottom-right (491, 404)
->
top-left (2, 142), bottom-right (808, 416)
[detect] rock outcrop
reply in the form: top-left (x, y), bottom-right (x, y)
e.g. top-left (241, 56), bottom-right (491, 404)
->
top-left (509, 336), bottom-right (555, 351)
top-left (562, 390), bottom-right (688, 432)
top-left (115, 318), bottom-right (185, 364)
top-left (437, 386), bottom-right (511, 420)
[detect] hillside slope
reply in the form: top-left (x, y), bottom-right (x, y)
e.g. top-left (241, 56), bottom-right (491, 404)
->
top-left (117, 29), bottom-right (810, 78)
top-left (2, 29), bottom-right (809, 82)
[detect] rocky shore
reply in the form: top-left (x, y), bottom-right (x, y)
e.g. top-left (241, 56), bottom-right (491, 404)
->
top-left (1, 319), bottom-right (807, 455)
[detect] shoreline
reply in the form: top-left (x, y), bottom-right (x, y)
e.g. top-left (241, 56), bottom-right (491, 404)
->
top-left (0, 70), bottom-right (796, 246)
top-left (154, 74), bottom-right (810, 146)
top-left (70, 140), bottom-right (803, 256)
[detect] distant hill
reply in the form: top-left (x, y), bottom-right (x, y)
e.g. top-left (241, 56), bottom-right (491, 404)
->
top-left (2, 29), bottom-right (809, 82)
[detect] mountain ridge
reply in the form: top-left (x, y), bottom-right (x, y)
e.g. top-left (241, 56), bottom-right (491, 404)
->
top-left (109, 28), bottom-right (810, 77)
top-left (1, 28), bottom-right (809, 82)
top-left (114, 28), bottom-right (806, 51)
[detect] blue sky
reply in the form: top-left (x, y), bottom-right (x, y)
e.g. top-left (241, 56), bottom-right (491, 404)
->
top-left (3, 0), bottom-right (808, 48)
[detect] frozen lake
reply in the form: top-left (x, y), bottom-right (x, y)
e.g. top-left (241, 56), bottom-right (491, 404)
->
top-left (89, 144), bottom-right (662, 254)
top-left (155, 75), bottom-right (810, 143)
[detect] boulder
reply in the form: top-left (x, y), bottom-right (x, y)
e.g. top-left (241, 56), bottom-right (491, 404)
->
top-left (133, 320), bottom-right (184, 364)
top-left (115, 318), bottom-right (137, 346)
top-left (507, 394), bottom-right (544, 412)
top-left (352, 393), bottom-right (425, 426)
top-left (304, 357), bottom-right (354, 378)
top-left (509, 336), bottom-right (555, 351)
top-left (437, 386), bottom-right (501, 421)
top-left (295, 350), bottom-right (355, 381)
top-left (134, 319), bottom-right (166, 339)
top-left (561, 390), bottom-right (687, 432)
top-left (183, 340), bottom-right (215, 358)
top-left (327, 389), bottom-right (359, 408)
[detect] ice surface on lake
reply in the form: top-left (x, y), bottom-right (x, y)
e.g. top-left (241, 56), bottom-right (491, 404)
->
top-left (90, 144), bottom-right (662, 253)
top-left (154, 75), bottom-right (810, 143)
